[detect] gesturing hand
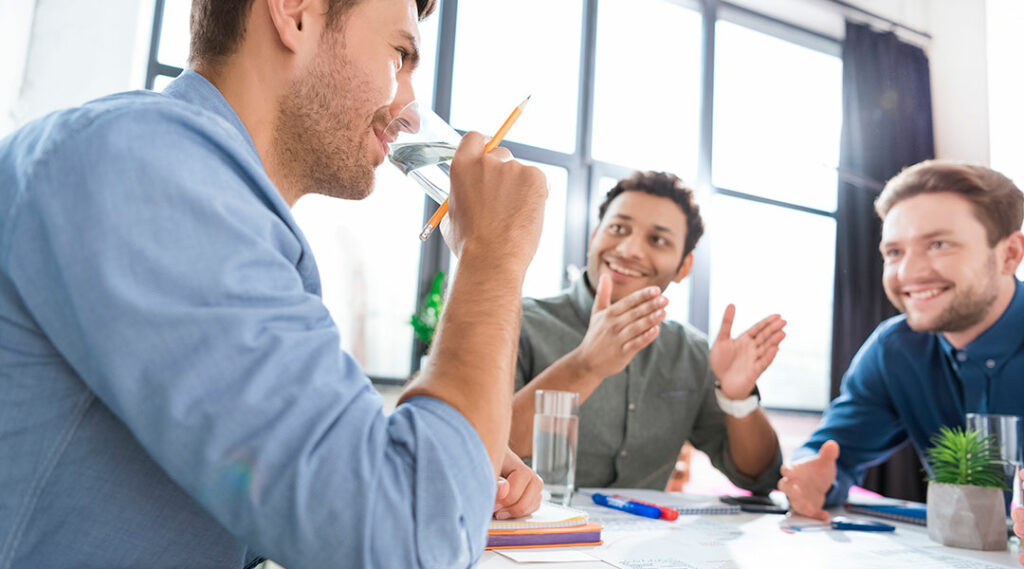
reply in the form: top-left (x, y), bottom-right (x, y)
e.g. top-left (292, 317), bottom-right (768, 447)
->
top-left (575, 273), bottom-right (667, 381)
top-left (709, 305), bottom-right (786, 400)
top-left (778, 440), bottom-right (840, 521)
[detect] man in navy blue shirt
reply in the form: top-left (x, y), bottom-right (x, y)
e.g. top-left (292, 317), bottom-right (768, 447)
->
top-left (778, 161), bottom-right (1024, 521)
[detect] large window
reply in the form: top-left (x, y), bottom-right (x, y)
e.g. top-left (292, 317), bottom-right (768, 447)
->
top-left (147, 0), bottom-right (844, 408)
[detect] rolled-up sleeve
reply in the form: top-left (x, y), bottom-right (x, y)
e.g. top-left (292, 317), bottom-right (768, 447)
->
top-left (3, 104), bottom-right (495, 568)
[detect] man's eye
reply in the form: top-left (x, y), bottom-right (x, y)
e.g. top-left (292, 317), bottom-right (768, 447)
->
top-left (608, 224), bottom-right (624, 233)
top-left (884, 248), bottom-right (902, 259)
top-left (931, 240), bottom-right (948, 249)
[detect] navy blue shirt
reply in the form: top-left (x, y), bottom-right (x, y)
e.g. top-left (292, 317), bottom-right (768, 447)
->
top-left (797, 279), bottom-right (1024, 505)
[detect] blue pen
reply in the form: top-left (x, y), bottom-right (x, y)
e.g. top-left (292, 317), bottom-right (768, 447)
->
top-left (830, 516), bottom-right (895, 532)
top-left (591, 493), bottom-right (662, 519)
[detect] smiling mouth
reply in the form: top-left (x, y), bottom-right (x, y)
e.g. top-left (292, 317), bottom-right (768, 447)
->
top-left (605, 259), bottom-right (647, 278)
top-left (902, 286), bottom-right (950, 301)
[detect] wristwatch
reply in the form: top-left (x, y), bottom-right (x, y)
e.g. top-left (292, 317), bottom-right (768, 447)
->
top-left (714, 386), bottom-right (761, 419)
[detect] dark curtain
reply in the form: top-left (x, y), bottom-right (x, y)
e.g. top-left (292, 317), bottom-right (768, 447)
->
top-left (831, 21), bottom-right (934, 502)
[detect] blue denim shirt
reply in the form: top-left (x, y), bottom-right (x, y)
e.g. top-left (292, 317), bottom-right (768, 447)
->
top-left (0, 70), bottom-right (494, 569)
top-left (797, 279), bottom-right (1024, 505)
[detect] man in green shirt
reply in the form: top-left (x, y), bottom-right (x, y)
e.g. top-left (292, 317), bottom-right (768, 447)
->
top-left (510, 171), bottom-right (785, 493)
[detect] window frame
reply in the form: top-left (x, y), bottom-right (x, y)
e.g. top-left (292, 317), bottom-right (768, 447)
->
top-left (146, 0), bottom-right (844, 405)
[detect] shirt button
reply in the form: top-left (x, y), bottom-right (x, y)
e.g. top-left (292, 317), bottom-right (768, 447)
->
top-left (628, 403), bottom-right (636, 411)
top-left (620, 450), bottom-right (628, 457)
top-left (986, 359), bottom-right (996, 369)
top-left (957, 352), bottom-right (967, 362)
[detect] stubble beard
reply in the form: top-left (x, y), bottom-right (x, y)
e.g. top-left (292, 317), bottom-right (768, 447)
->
top-left (272, 34), bottom-right (379, 201)
top-left (901, 254), bottom-right (1000, 334)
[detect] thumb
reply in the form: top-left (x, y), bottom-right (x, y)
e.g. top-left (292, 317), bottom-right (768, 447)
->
top-left (495, 477), bottom-right (510, 504)
top-left (818, 440), bottom-right (840, 463)
top-left (717, 304), bottom-right (736, 341)
top-left (593, 273), bottom-right (612, 313)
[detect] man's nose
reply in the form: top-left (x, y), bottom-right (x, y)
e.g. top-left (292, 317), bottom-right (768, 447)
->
top-left (615, 234), bottom-right (644, 258)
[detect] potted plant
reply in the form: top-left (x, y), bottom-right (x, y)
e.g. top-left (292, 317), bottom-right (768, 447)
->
top-left (925, 426), bottom-right (1009, 551)
top-left (410, 271), bottom-right (446, 367)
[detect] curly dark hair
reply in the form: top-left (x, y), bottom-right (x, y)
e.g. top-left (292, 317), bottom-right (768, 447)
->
top-left (189, 0), bottom-right (438, 67)
top-left (597, 171), bottom-right (705, 262)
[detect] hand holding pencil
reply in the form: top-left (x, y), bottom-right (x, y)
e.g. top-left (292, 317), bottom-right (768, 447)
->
top-left (441, 127), bottom-right (547, 271)
top-left (419, 96), bottom-right (532, 241)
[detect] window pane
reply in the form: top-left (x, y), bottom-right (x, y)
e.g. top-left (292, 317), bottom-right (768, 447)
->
top-left (449, 0), bottom-right (582, 153)
top-left (413, 13), bottom-right (440, 112)
top-left (522, 162), bottom-right (568, 299)
top-left (157, 0), bottom-right (190, 69)
top-left (592, 177), bottom-right (691, 325)
top-left (712, 20), bottom-right (842, 211)
top-left (152, 74), bottom-right (176, 92)
top-left (707, 195), bottom-right (835, 411)
top-left (592, 0), bottom-right (702, 182)
top-left (292, 167), bottom-right (426, 380)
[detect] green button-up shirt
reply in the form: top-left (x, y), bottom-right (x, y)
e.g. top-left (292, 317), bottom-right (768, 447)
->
top-left (515, 273), bottom-right (781, 492)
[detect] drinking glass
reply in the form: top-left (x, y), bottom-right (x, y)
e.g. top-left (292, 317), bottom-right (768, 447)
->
top-left (965, 413), bottom-right (1023, 526)
top-left (384, 101), bottom-right (461, 206)
top-left (532, 390), bottom-right (580, 506)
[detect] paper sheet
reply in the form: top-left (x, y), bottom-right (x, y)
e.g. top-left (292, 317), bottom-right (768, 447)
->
top-left (496, 550), bottom-right (603, 563)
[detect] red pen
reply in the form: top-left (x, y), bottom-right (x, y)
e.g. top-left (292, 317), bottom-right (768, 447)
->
top-left (612, 494), bottom-right (679, 521)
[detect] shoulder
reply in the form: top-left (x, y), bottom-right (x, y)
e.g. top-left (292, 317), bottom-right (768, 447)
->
top-left (859, 314), bottom-right (928, 358)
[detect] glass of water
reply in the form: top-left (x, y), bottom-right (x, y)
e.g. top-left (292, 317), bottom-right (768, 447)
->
top-left (966, 413), bottom-right (1023, 526)
top-left (533, 390), bottom-right (580, 506)
top-left (384, 101), bottom-right (461, 206)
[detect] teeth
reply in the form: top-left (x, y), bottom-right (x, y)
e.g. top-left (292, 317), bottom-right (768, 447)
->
top-left (608, 261), bottom-right (643, 277)
top-left (906, 288), bottom-right (943, 300)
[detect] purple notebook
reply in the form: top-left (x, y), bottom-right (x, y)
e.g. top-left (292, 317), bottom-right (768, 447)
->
top-left (486, 523), bottom-right (602, 549)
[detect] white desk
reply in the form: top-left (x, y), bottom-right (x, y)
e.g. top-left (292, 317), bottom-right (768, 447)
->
top-left (479, 494), bottom-right (1021, 569)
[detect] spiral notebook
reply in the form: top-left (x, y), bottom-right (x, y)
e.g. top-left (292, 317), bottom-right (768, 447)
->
top-left (844, 498), bottom-right (926, 527)
top-left (488, 502), bottom-right (589, 530)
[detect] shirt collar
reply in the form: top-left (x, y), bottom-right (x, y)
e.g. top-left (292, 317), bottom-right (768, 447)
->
top-left (161, 69), bottom-right (262, 166)
top-left (567, 271), bottom-right (597, 325)
top-left (938, 278), bottom-right (1024, 365)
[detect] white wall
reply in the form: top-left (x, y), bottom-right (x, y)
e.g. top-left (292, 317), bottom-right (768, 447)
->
top-left (5, 0), bottom-right (154, 135)
top-left (1, 0), bottom-right (38, 135)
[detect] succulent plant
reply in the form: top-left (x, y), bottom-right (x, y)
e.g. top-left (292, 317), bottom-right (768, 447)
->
top-left (926, 426), bottom-right (1009, 490)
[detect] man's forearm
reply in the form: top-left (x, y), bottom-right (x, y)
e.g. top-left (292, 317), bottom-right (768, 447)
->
top-left (401, 255), bottom-right (525, 474)
top-left (509, 350), bottom-right (605, 457)
top-left (725, 409), bottom-right (779, 478)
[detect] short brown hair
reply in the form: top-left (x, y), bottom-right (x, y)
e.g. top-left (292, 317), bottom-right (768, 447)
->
top-left (189, 0), bottom-right (438, 67)
top-left (875, 160), bottom-right (1024, 246)
top-left (598, 171), bottom-right (705, 261)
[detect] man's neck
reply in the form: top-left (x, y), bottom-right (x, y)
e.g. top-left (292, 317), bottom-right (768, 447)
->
top-left (942, 277), bottom-right (1018, 349)
top-left (194, 58), bottom-right (300, 206)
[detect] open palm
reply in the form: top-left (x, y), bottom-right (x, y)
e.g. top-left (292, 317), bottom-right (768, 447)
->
top-left (709, 304), bottom-right (786, 400)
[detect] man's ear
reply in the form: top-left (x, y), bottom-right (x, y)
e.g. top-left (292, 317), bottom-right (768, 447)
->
top-left (673, 252), bottom-right (694, 283)
top-left (999, 231), bottom-right (1024, 276)
top-left (266, 0), bottom-right (319, 54)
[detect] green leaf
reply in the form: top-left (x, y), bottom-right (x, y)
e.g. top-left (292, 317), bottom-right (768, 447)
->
top-left (925, 426), bottom-right (1009, 490)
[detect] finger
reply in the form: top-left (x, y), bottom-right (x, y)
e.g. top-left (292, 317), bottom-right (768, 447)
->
top-left (755, 345), bottom-right (780, 372)
top-left (593, 273), bottom-right (613, 314)
top-left (745, 313), bottom-right (782, 339)
top-left (819, 440), bottom-right (840, 462)
top-left (454, 130), bottom-right (487, 161)
top-left (606, 286), bottom-right (662, 317)
top-left (780, 463), bottom-right (794, 478)
top-left (1012, 508), bottom-right (1024, 523)
top-left (715, 304), bottom-right (736, 342)
top-left (493, 477), bottom-right (510, 511)
top-left (621, 325), bottom-right (660, 355)
top-left (618, 300), bottom-right (668, 336)
top-left (497, 462), bottom-right (533, 509)
top-left (498, 474), bottom-right (544, 519)
top-left (784, 480), bottom-right (830, 521)
top-left (486, 146), bottom-right (514, 162)
top-left (757, 329), bottom-right (787, 350)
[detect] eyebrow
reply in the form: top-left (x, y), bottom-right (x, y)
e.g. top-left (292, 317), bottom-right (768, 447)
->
top-left (879, 230), bottom-right (955, 250)
top-left (396, 30), bottom-right (421, 68)
top-left (612, 214), bottom-right (677, 236)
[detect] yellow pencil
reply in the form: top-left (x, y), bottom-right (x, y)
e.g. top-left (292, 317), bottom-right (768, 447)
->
top-left (418, 95), bottom-right (531, 241)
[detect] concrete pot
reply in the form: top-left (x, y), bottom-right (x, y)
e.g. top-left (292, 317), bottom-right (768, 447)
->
top-left (927, 481), bottom-right (1006, 551)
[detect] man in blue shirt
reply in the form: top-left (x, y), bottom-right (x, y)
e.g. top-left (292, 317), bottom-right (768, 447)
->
top-left (0, 0), bottom-right (546, 567)
top-left (778, 161), bottom-right (1024, 521)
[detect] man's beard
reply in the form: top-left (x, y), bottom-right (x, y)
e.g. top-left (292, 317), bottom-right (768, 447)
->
top-left (272, 40), bottom-right (381, 201)
top-left (901, 255), bottom-right (1000, 333)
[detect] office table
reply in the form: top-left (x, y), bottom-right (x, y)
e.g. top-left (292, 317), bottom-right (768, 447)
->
top-left (478, 494), bottom-right (1021, 569)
